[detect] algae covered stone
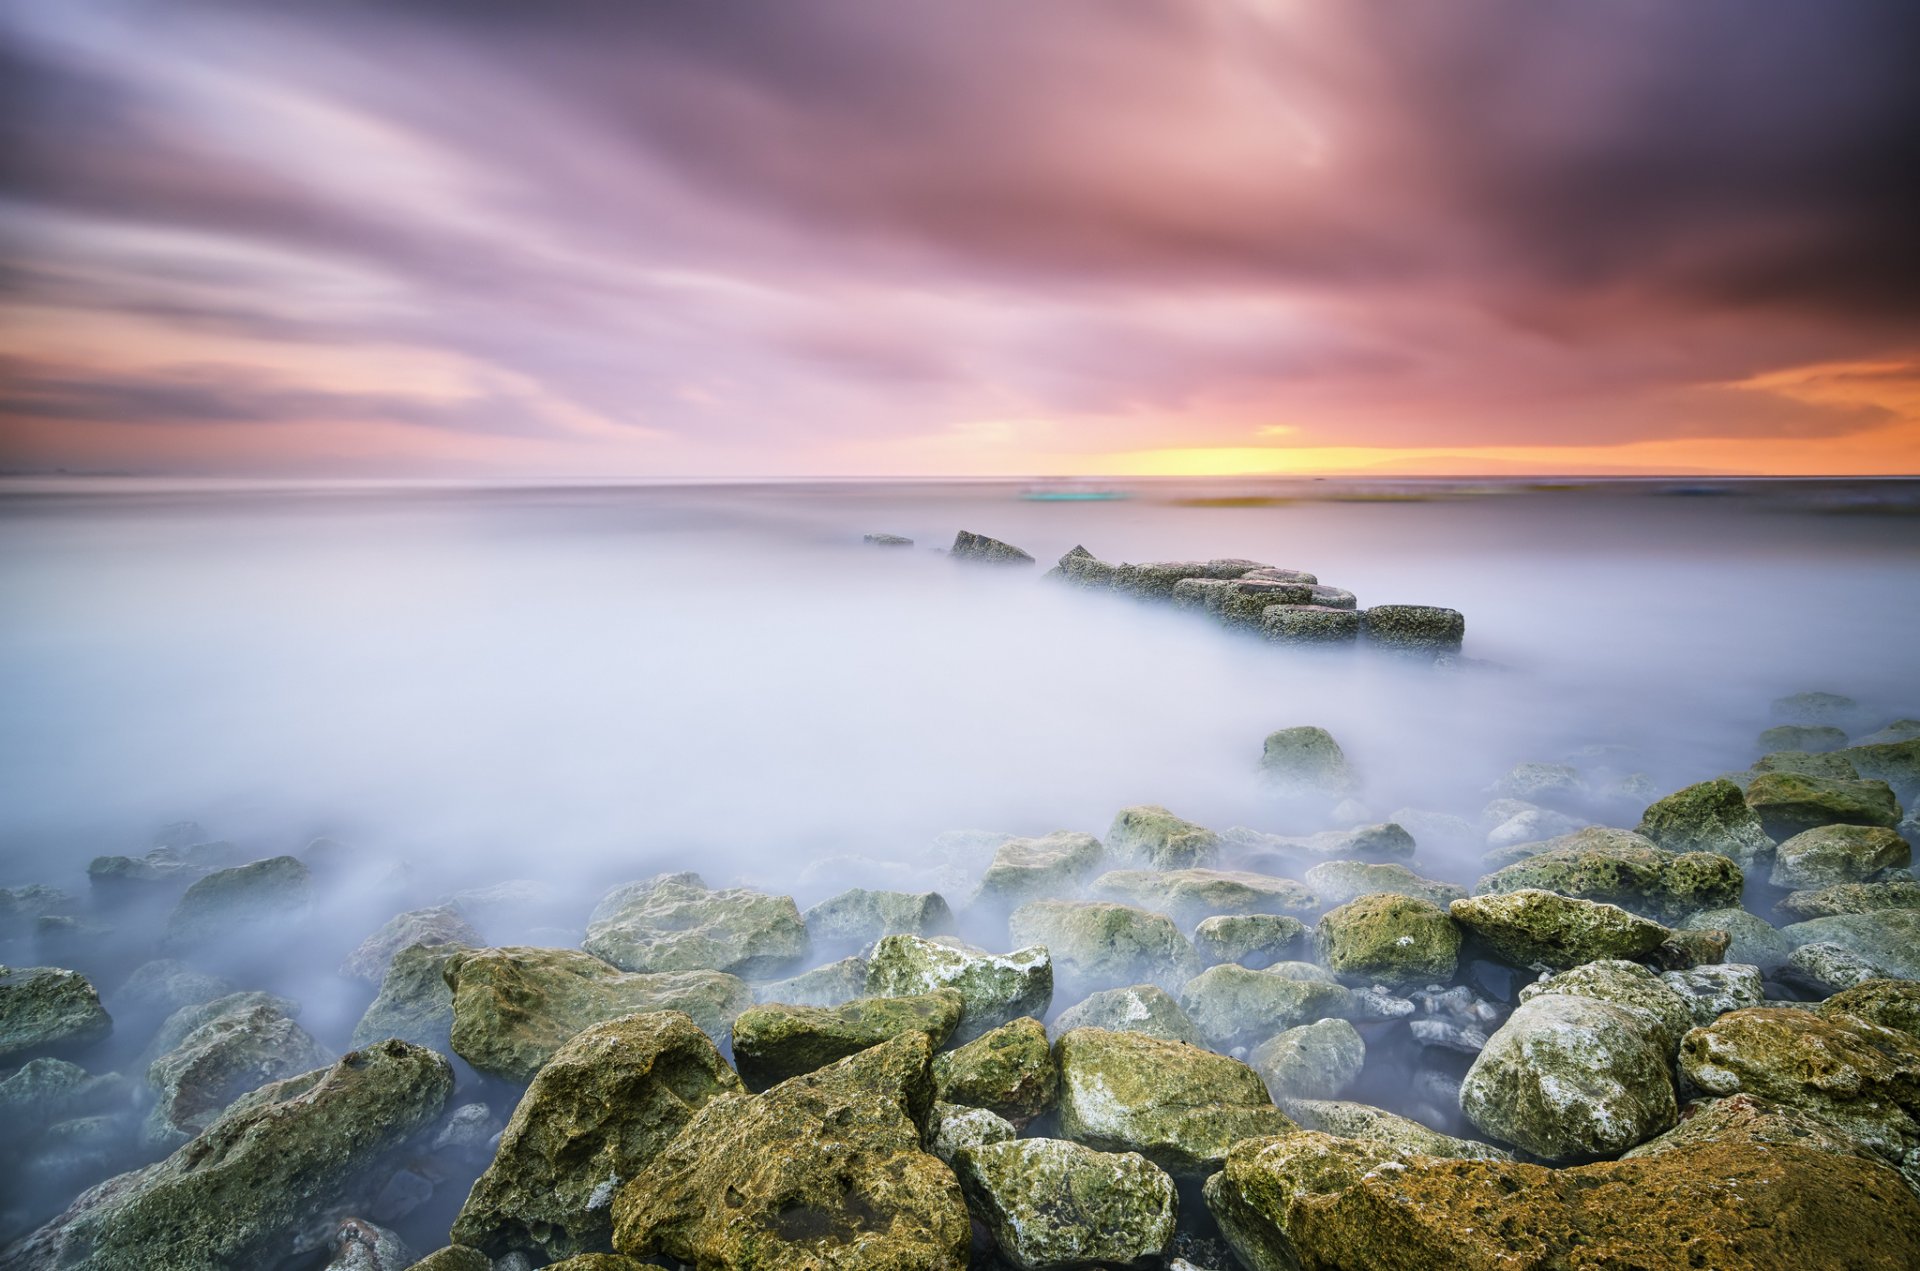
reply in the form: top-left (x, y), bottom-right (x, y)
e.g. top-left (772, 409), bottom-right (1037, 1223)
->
top-left (1105, 805), bottom-right (1221, 870)
top-left (1258, 726), bottom-right (1355, 797)
top-left (731, 989), bottom-right (962, 1090)
top-left (1313, 893), bottom-right (1461, 988)
top-left (1249, 1018), bottom-right (1364, 1102)
top-left (1769, 823), bottom-right (1910, 888)
top-left (143, 993), bottom-right (329, 1147)
top-left (1744, 771), bottom-right (1901, 840)
top-left (928, 1102), bottom-right (1016, 1163)
top-left (950, 529), bottom-right (1035, 564)
top-left (450, 1011), bottom-right (742, 1262)
top-left (1660, 962), bottom-right (1766, 1026)
top-left (1091, 868), bottom-right (1316, 928)
top-left (973, 832), bottom-right (1105, 909)
top-left (1192, 913), bottom-right (1307, 969)
top-left (163, 855), bottom-right (311, 947)
top-left (1450, 888), bottom-right (1671, 970)
top-left (1777, 878), bottom-right (1920, 920)
top-left (1360, 604), bottom-right (1464, 656)
top-left (1473, 827), bottom-right (1743, 921)
top-left (1302, 861), bottom-right (1464, 908)
top-left (1008, 899), bottom-right (1199, 999)
top-left (1636, 777), bottom-right (1776, 868)
top-left (0, 965), bottom-right (112, 1063)
top-left (583, 874), bottom-right (808, 978)
top-left (1178, 963), bottom-right (1353, 1049)
top-left (1516, 958), bottom-right (1694, 1053)
top-left (931, 1016), bottom-right (1056, 1121)
top-left (351, 940), bottom-right (469, 1051)
top-left (1283, 1099), bottom-right (1510, 1160)
top-left (1821, 979), bottom-right (1920, 1040)
top-left (340, 906), bottom-right (480, 985)
top-left (1680, 906), bottom-right (1790, 970)
top-left (951, 1138), bottom-right (1176, 1271)
top-left (802, 888), bottom-right (954, 949)
top-left (1051, 983), bottom-right (1202, 1045)
top-left (754, 955), bottom-right (868, 1008)
top-left (864, 934), bottom-right (1052, 1044)
top-left (1780, 909), bottom-right (1920, 980)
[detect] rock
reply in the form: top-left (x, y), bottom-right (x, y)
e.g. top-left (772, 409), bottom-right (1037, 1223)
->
top-left (609, 1032), bottom-right (968, 1270)
top-left (754, 955), bottom-right (869, 1007)
top-left (1192, 914), bottom-right (1308, 968)
top-left (1745, 771), bottom-right (1902, 840)
top-left (1473, 827), bottom-right (1743, 921)
top-left (340, 907), bottom-right (481, 984)
top-left (1460, 994), bottom-right (1678, 1159)
top-left (1823, 979), bottom-right (1920, 1041)
top-left (1680, 1005), bottom-right (1920, 1169)
top-left (350, 941), bottom-right (469, 1052)
top-left (1250, 1018), bottom-right (1364, 1101)
top-left (1773, 690), bottom-right (1861, 725)
top-left (950, 529), bottom-right (1035, 563)
top-left (1360, 604), bottom-right (1464, 656)
top-left (1258, 726), bottom-right (1354, 797)
top-left (144, 994), bottom-right (330, 1147)
top-left (1787, 941), bottom-right (1886, 992)
top-left (1777, 878), bottom-right (1920, 920)
top-left (931, 1016), bottom-right (1055, 1122)
top-left (85, 840), bottom-right (241, 892)
top-left (163, 855), bottom-right (311, 947)
top-left (1225, 822), bottom-right (1416, 865)
top-left (1260, 605), bottom-right (1362, 645)
top-left (1177, 964), bottom-right (1352, 1049)
top-left (406, 1250), bottom-right (491, 1271)
top-left (583, 874), bottom-right (807, 978)
top-left (1314, 894), bottom-right (1461, 988)
top-left (1450, 889), bottom-right (1671, 970)
top-left (1484, 806), bottom-right (1587, 850)
top-left (0, 965), bottom-right (112, 1064)
top-left (1053, 1027), bottom-right (1296, 1175)
top-left (1624, 1092), bottom-right (1882, 1168)
top-left (450, 1011), bottom-right (741, 1261)
top-left (1856, 720), bottom-right (1920, 747)
top-left (950, 1138), bottom-right (1176, 1271)
top-left (802, 888), bottom-right (954, 950)
top-left (444, 946), bottom-right (752, 1081)
top-left (1387, 807), bottom-right (1478, 852)
top-left (1008, 900), bottom-right (1198, 1000)
top-left (1752, 749), bottom-right (1863, 780)
top-left (1205, 1130), bottom-right (1920, 1271)
top-left (1661, 963), bottom-right (1766, 1026)
top-left (1302, 861), bottom-right (1464, 907)
top-left (1407, 984), bottom-right (1504, 1054)
top-left (1208, 579), bottom-right (1319, 628)
top-left (1780, 910), bottom-right (1920, 979)
top-left (973, 832), bottom-right (1105, 909)
top-left (1516, 959), bottom-right (1694, 1053)
top-left (863, 532), bottom-right (912, 546)
top-left (429, 1101), bottom-right (503, 1163)
top-left (1113, 559), bottom-right (1272, 600)
top-left (1052, 984), bottom-right (1202, 1045)
top-left (322, 1218), bottom-right (412, 1271)
top-left (1839, 738), bottom-right (1920, 806)
top-left (1490, 761), bottom-right (1584, 804)
top-left (1770, 823), bottom-right (1910, 888)
top-left (928, 1101), bottom-right (1016, 1163)
top-left (731, 990), bottom-right (963, 1091)
top-left (1283, 1099), bottom-right (1510, 1160)
top-left (112, 960), bottom-right (235, 1018)
top-left (1056, 545), bottom-right (1121, 588)
top-left (1651, 927), bottom-right (1732, 969)
top-left (1, 1040), bottom-right (452, 1271)
top-left (865, 934), bottom-right (1051, 1044)
top-left (1105, 806), bottom-right (1221, 870)
top-left (1681, 906), bottom-right (1790, 970)
top-left (1635, 775), bottom-right (1781, 875)
top-left (1759, 723), bottom-right (1851, 752)
top-left (1091, 868), bottom-right (1316, 928)
top-left (0, 1058), bottom-right (126, 1135)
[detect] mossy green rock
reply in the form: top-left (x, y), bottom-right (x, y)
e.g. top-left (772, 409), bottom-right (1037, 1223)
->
top-left (339, 905), bottom-right (480, 984)
top-left (1461, 994), bottom-right (1678, 1160)
top-left (1283, 1099), bottom-right (1510, 1160)
top-left (1823, 980), bottom-right (1920, 1041)
top-left (1259, 726), bottom-right (1356, 797)
top-left (1838, 738), bottom-right (1920, 805)
top-left (1092, 868), bottom-right (1317, 928)
top-left (1745, 771), bottom-right (1901, 840)
top-left (1105, 805), bottom-right (1221, 870)
top-left (1250, 1018), bottom-right (1364, 1101)
top-left (973, 832), bottom-right (1106, 908)
top-left (450, 1011), bottom-right (743, 1261)
top-left (1777, 878), bottom-right (1920, 920)
top-left (584, 874), bottom-right (808, 978)
top-left (351, 940), bottom-right (468, 1051)
top-left (1313, 894), bottom-right (1461, 988)
top-left (1759, 723), bottom-right (1850, 752)
top-left (931, 1016), bottom-right (1056, 1121)
top-left (1769, 823), bottom-right (1910, 888)
top-left (1623, 1092), bottom-right (1880, 1166)
top-left (802, 888), bottom-right (954, 949)
top-left (1178, 963), bottom-right (1353, 1049)
top-left (0, 965), bottom-right (111, 1063)
top-left (610, 1031), bottom-right (968, 1271)
top-left (1752, 749), bottom-right (1862, 781)
top-left (951, 1138), bottom-right (1176, 1271)
top-left (1450, 889), bottom-right (1671, 970)
top-left (545, 1257), bottom-right (653, 1271)
top-left (732, 990), bottom-right (963, 1091)
top-left (143, 995), bottom-right (329, 1147)
top-left (1303, 861), bottom-right (1464, 908)
top-left (1053, 1026), bottom-right (1296, 1175)
top-left (399, 1249), bottom-right (490, 1271)
top-left (3, 1040), bottom-right (452, 1271)
top-left (1780, 909), bottom-right (1920, 980)
top-left (1008, 899), bottom-right (1198, 999)
top-left (163, 855), bottom-right (311, 947)
top-left (864, 934), bottom-right (1051, 1044)
top-left (1517, 958), bottom-right (1695, 1053)
top-left (1052, 984), bottom-right (1202, 1045)
top-left (1474, 827), bottom-right (1743, 921)
top-left (444, 945), bottom-right (751, 1081)
top-left (1636, 777), bottom-right (1776, 868)
top-left (1192, 913), bottom-right (1308, 968)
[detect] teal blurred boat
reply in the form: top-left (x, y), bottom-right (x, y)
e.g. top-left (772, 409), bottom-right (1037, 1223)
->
top-left (1020, 480), bottom-right (1129, 501)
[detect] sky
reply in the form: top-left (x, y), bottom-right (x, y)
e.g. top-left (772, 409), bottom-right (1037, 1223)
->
top-left (2, 0), bottom-right (1919, 479)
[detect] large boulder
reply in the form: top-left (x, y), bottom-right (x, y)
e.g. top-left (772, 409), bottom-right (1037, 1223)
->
top-left (1823, 979), bottom-right (1920, 1041)
top-left (1744, 772), bottom-right (1901, 840)
top-left (583, 874), bottom-right (807, 978)
top-left (802, 888), bottom-right (953, 950)
top-left (1250, 1018), bottom-right (1365, 1102)
top-left (1777, 878), bottom-right (1920, 920)
top-left (1192, 914), bottom-right (1308, 969)
top-left (339, 906), bottom-right (480, 985)
top-left (1053, 1026), bottom-right (1296, 1175)
top-left (1472, 827), bottom-right (1743, 921)
top-left (163, 855), bottom-right (311, 948)
top-left (1283, 1099), bottom-right (1510, 1160)
top-left (1313, 894), bottom-right (1460, 988)
top-left (1105, 806), bottom-right (1221, 870)
top-left (1450, 889), bottom-right (1671, 970)
top-left (1636, 777), bottom-right (1777, 868)
top-left (1178, 964), bottom-right (1352, 1050)
top-left (1780, 910), bottom-right (1920, 980)
top-left (1680, 907), bottom-right (1791, 971)
top-left (1838, 738), bottom-right (1920, 806)
top-left (1515, 959), bottom-right (1695, 1053)
top-left (1, 1040), bottom-right (452, 1271)
top-left (443, 946), bottom-right (751, 1081)
top-left (1259, 727), bottom-right (1355, 797)
top-left (1460, 994), bottom-right (1678, 1160)
top-left (1623, 1092), bottom-right (1882, 1167)
top-left (0, 965), bottom-right (111, 1063)
top-left (1008, 900), bottom-right (1198, 1000)
top-left (1051, 984), bottom-right (1202, 1046)
top-left (1302, 861), bottom-right (1464, 908)
top-left (973, 832), bottom-right (1105, 910)
top-left (450, 1012), bottom-right (742, 1262)
top-left (1092, 868), bottom-right (1316, 929)
top-left (951, 1138), bottom-right (1176, 1271)
top-left (350, 941), bottom-right (469, 1052)
top-left (731, 990), bottom-right (963, 1091)
top-left (1660, 962), bottom-right (1766, 1026)
top-left (609, 1032), bottom-right (969, 1271)
top-left (143, 994), bottom-right (329, 1147)
top-left (931, 1017), bottom-right (1056, 1122)
top-left (864, 935), bottom-right (1051, 1044)
top-left (1769, 824), bottom-right (1910, 888)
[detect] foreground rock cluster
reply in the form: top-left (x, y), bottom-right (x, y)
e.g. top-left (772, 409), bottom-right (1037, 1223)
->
top-left (4, 695), bottom-right (1920, 1268)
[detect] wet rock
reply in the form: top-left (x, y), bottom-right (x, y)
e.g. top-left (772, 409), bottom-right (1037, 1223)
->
top-left (1359, 604), bottom-right (1464, 656)
top-left (610, 1032), bottom-right (968, 1271)
top-left (1451, 888), bottom-right (1670, 970)
top-left (1780, 909), bottom-right (1920, 979)
top-left (1260, 604), bottom-right (1362, 645)
top-left (1283, 1099), bottom-right (1510, 1160)
top-left (1856, 720), bottom-right (1920, 747)
top-left (731, 990), bottom-right (963, 1091)
top-left (1823, 979), bottom-right (1920, 1040)
top-left (1106, 805), bottom-right (1221, 870)
top-left (0, 965), bottom-right (111, 1063)
top-left (112, 960), bottom-right (235, 1017)
top-left (2, 1039), bottom-right (452, 1271)
top-left (1209, 579), bottom-right (1319, 629)
top-left (928, 1101), bottom-right (1015, 1163)
top-left (1225, 821), bottom-right (1416, 865)
top-left (429, 1101), bottom-right (503, 1164)
top-left (407, 1249), bottom-right (491, 1271)
top-left (322, 1218), bottom-right (412, 1271)
top-left (351, 940), bottom-right (470, 1052)
top-left (865, 934), bottom-right (1051, 1044)
top-left (951, 1138), bottom-right (1176, 1271)
top-left (1787, 941), bottom-right (1886, 992)
top-left (1407, 984), bottom-right (1504, 1054)
top-left (802, 888), bottom-right (954, 951)
top-left (444, 945), bottom-right (751, 1081)
top-left (973, 832), bottom-right (1105, 909)
top-left (1745, 771), bottom-right (1902, 840)
top-left (1490, 761), bottom-right (1584, 805)
top-left (931, 1016), bottom-right (1056, 1122)
top-left (1258, 726), bottom-right (1355, 797)
top-left (1052, 983), bottom-right (1202, 1045)
top-left (583, 874), bottom-right (807, 978)
top-left (1191, 913), bottom-right (1307, 969)
top-left (1660, 962), bottom-right (1766, 1026)
top-left (863, 532), bottom-right (912, 546)
top-left (1680, 906), bottom-right (1790, 970)
top-left (1250, 1018), bottom-right (1364, 1101)
top-left (1483, 805), bottom-right (1586, 850)
top-left (1837, 738), bottom-right (1920, 805)
top-left (1114, 559), bottom-right (1273, 600)
top-left (1474, 826), bottom-right (1743, 921)
top-left (1302, 861), bottom-right (1464, 907)
top-left (1516, 959), bottom-right (1694, 1053)
top-left (1752, 748), bottom-right (1863, 780)
top-left (0, 1058), bottom-right (127, 1135)
top-left (753, 954), bottom-right (869, 1007)
top-left (1091, 868), bottom-right (1316, 928)
top-left (144, 993), bottom-right (330, 1147)
top-left (1461, 993), bottom-right (1678, 1160)
top-left (1056, 545), bottom-right (1121, 588)
top-left (1625, 1092), bottom-right (1880, 1169)
top-left (1314, 893), bottom-right (1461, 988)
top-left (1053, 1026), bottom-right (1296, 1175)
top-left (1777, 878), bottom-right (1920, 920)
top-left (163, 855), bottom-right (311, 948)
top-left (1009, 900), bottom-right (1199, 999)
top-left (950, 529), bottom-right (1035, 563)
top-left (86, 840), bottom-right (241, 892)
top-left (1759, 723), bottom-right (1851, 752)
top-left (1178, 964), bottom-right (1352, 1050)
top-left (451, 1011), bottom-right (742, 1261)
top-left (1651, 926), bottom-right (1731, 969)
top-left (1770, 823), bottom-right (1910, 888)
top-left (1773, 690), bottom-right (1861, 725)
top-left (340, 906), bottom-right (481, 985)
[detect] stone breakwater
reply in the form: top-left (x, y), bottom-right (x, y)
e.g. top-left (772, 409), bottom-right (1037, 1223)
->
top-left (6, 684), bottom-right (1920, 1263)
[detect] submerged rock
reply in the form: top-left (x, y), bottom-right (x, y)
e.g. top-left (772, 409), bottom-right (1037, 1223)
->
top-left (1759, 723), bottom-right (1851, 752)
top-left (1777, 878), bottom-right (1920, 920)
top-left (1302, 860), bottom-right (1464, 907)
top-left (144, 994), bottom-right (329, 1147)
top-left (950, 529), bottom-right (1035, 564)
top-left (1091, 868), bottom-right (1316, 928)
top-left (731, 990), bottom-right (963, 1091)
top-left (1450, 888), bottom-right (1671, 970)
top-left (1250, 1018), bottom-right (1364, 1101)
top-left (583, 874), bottom-right (808, 978)
top-left (1225, 821), bottom-right (1416, 865)
top-left (1283, 1098), bottom-right (1510, 1160)
top-left (1052, 983), bottom-right (1202, 1045)
top-left (351, 941), bottom-right (469, 1052)
top-left (163, 855), bottom-right (311, 948)
top-left (321, 1219), bottom-right (412, 1271)
top-left (0, 965), bottom-right (111, 1063)
top-left (802, 888), bottom-right (953, 949)
top-left (931, 1016), bottom-right (1056, 1122)
top-left (1178, 963), bottom-right (1352, 1049)
top-left (339, 906), bottom-right (480, 985)
top-left (1105, 805), bottom-right (1222, 870)
top-left (1769, 823), bottom-right (1910, 888)
top-left (753, 955), bottom-right (869, 1007)
top-left (863, 532), bottom-right (912, 547)
top-left (1191, 913), bottom-right (1308, 968)
top-left (951, 1138), bottom-right (1176, 1271)
top-left (865, 934), bottom-right (1051, 1044)
top-left (1773, 690), bottom-right (1861, 725)
top-left (450, 1012), bottom-right (742, 1262)
top-left (1258, 726), bottom-right (1355, 797)
top-left (113, 960), bottom-right (235, 1018)
top-left (973, 831), bottom-right (1105, 909)
top-left (1473, 827), bottom-right (1743, 921)
top-left (1744, 771), bottom-right (1902, 840)
top-left (1009, 900), bottom-right (1198, 999)
top-left (1489, 761), bottom-right (1585, 805)
top-left (1359, 604), bottom-right (1464, 656)
top-left (1780, 909), bottom-right (1920, 980)
top-left (1313, 893), bottom-right (1461, 988)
